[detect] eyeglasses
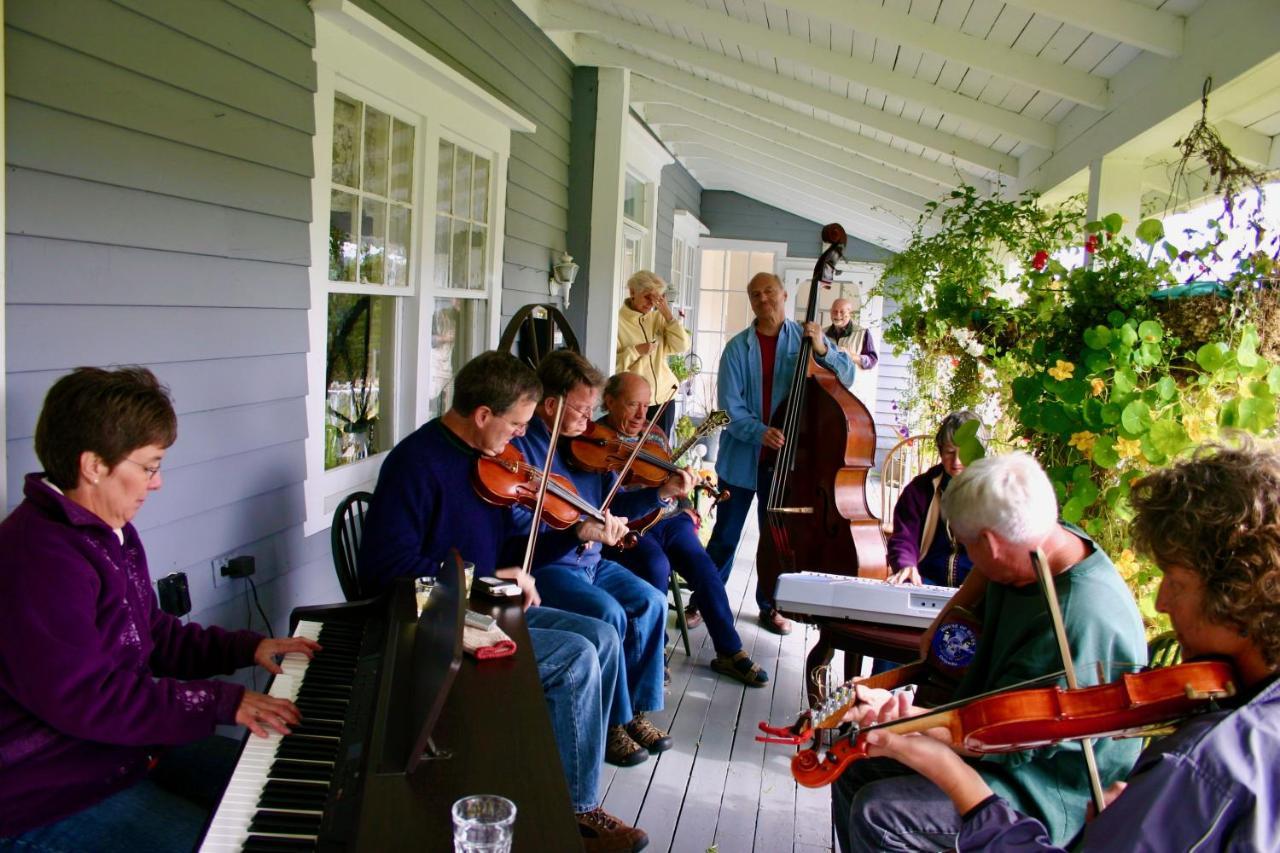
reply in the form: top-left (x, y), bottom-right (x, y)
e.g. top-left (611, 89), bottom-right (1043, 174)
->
top-left (123, 457), bottom-right (162, 481)
top-left (561, 400), bottom-right (596, 419)
top-left (500, 416), bottom-right (529, 436)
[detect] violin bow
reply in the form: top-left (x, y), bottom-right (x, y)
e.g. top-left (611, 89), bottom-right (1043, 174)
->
top-left (1031, 549), bottom-right (1108, 815)
top-left (519, 395), bottom-right (568, 576)
top-left (598, 387), bottom-right (678, 513)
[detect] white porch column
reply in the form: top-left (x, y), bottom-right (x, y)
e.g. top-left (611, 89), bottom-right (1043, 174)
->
top-left (1086, 155), bottom-right (1145, 237)
top-left (583, 67), bottom-right (629, 373)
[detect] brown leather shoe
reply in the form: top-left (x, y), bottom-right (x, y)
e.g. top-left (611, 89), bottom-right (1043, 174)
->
top-left (577, 806), bottom-right (650, 852)
top-left (606, 725), bottom-right (648, 767)
top-left (625, 713), bottom-right (673, 753)
top-left (683, 605), bottom-right (703, 630)
top-left (758, 608), bottom-right (793, 635)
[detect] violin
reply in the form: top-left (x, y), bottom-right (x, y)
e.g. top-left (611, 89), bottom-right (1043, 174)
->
top-left (566, 420), bottom-right (678, 488)
top-left (473, 444), bottom-right (639, 547)
top-left (760, 659), bottom-right (1237, 789)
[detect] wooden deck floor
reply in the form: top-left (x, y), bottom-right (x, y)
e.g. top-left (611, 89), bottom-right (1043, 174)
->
top-left (599, 515), bottom-right (843, 853)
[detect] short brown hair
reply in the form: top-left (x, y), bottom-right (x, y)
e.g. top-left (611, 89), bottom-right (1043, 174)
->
top-left (452, 351), bottom-right (541, 416)
top-left (34, 366), bottom-right (178, 489)
top-left (1130, 439), bottom-right (1280, 666)
top-left (537, 350), bottom-right (604, 400)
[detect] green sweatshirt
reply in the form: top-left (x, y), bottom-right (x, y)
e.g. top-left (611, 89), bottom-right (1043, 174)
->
top-left (956, 525), bottom-right (1147, 845)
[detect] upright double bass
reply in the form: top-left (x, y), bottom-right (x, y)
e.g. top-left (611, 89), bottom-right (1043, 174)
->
top-left (758, 223), bottom-right (887, 598)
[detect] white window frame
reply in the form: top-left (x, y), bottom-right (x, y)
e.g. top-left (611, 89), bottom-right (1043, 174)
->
top-left (303, 0), bottom-right (533, 535)
top-left (619, 115), bottom-right (671, 296)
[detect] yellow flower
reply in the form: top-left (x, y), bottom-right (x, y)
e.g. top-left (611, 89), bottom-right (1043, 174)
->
top-left (1068, 431), bottom-right (1097, 455)
top-left (1047, 360), bottom-right (1075, 381)
top-left (1116, 436), bottom-right (1143, 460)
top-left (1090, 378), bottom-right (1105, 397)
top-left (1115, 548), bottom-right (1139, 580)
top-left (1184, 414), bottom-right (1207, 443)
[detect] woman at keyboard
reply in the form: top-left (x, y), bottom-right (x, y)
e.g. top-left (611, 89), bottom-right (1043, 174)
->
top-left (886, 411), bottom-right (982, 588)
top-left (0, 367), bottom-right (318, 852)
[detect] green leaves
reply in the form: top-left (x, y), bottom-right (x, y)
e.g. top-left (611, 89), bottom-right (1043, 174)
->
top-left (1148, 419), bottom-right (1190, 456)
top-left (1135, 218), bottom-right (1165, 245)
top-left (1120, 400), bottom-right (1153, 435)
top-left (1196, 342), bottom-right (1227, 372)
top-left (1083, 325), bottom-right (1112, 350)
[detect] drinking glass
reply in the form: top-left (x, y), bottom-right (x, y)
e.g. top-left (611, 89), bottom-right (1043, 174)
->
top-left (452, 794), bottom-right (515, 853)
top-left (463, 562), bottom-right (476, 597)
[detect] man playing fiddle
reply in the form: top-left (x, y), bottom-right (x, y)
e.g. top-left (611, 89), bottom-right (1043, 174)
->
top-left (703, 272), bottom-right (857, 635)
top-left (832, 452), bottom-right (1146, 851)
top-left (510, 350), bottom-right (680, 766)
top-left (599, 371), bottom-right (770, 687)
top-left (358, 350), bottom-right (648, 852)
top-left (859, 441), bottom-right (1280, 851)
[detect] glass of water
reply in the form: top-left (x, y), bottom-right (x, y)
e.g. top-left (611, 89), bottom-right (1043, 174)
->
top-left (452, 794), bottom-right (516, 853)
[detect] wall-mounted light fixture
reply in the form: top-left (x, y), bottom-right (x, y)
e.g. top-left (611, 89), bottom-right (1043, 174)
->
top-left (549, 251), bottom-right (579, 307)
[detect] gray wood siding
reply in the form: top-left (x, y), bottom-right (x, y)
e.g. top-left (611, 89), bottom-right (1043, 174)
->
top-left (352, 0), bottom-right (574, 322)
top-left (701, 190), bottom-right (895, 263)
top-left (654, 158), bottom-right (702, 283)
top-left (5, 0), bottom-right (318, 628)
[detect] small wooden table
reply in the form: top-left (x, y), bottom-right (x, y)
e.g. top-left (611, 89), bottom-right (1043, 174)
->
top-left (798, 616), bottom-right (924, 705)
top-left (353, 593), bottom-right (583, 852)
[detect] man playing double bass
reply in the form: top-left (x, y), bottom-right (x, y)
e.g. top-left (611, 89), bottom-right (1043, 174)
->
top-left (702, 271), bottom-right (856, 635)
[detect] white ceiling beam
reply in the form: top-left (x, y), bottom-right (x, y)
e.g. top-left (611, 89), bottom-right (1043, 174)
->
top-left (1020, 0), bottom-right (1280, 196)
top-left (562, 0), bottom-right (1055, 148)
top-left (605, 43), bottom-right (983, 191)
top-left (615, 0), bottom-right (1057, 148)
top-left (764, 0), bottom-right (1108, 108)
top-left (558, 26), bottom-right (1018, 178)
top-left (665, 132), bottom-right (925, 225)
top-left (633, 84), bottom-right (953, 200)
top-left (1001, 0), bottom-right (1184, 59)
top-left (687, 164), bottom-right (911, 249)
top-left (1214, 121), bottom-right (1274, 168)
top-left (644, 106), bottom-right (931, 218)
top-left (673, 145), bottom-right (916, 234)
top-left (540, 0), bottom-right (1049, 149)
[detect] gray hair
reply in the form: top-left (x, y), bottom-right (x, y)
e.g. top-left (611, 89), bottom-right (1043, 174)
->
top-left (942, 452), bottom-right (1058, 547)
top-left (627, 270), bottom-right (666, 297)
top-left (936, 410), bottom-right (983, 453)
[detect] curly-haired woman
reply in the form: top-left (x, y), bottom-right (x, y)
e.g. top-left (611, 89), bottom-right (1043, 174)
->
top-left (860, 440), bottom-right (1280, 851)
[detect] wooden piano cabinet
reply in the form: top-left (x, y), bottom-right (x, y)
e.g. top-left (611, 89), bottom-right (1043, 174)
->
top-left (352, 592), bottom-right (584, 852)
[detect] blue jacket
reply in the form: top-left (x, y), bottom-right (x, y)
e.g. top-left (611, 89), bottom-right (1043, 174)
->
top-left (714, 318), bottom-right (856, 490)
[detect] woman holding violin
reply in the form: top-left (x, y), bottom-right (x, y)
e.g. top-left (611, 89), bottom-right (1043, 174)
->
top-left (597, 372), bottom-right (770, 688)
top-left (832, 452), bottom-right (1147, 852)
top-left (509, 350), bottom-right (684, 767)
top-left (858, 442), bottom-right (1280, 852)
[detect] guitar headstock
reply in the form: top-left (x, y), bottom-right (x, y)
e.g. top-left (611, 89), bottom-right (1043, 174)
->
top-left (702, 410), bottom-right (731, 432)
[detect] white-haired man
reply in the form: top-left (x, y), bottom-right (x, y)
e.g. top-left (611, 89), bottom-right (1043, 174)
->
top-left (616, 270), bottom-right (690, 437)
top-left (832, 453), bottom-right (1147, 852)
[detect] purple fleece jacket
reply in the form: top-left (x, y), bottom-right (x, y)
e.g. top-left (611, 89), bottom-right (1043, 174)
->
top-left (0, 474), bottom-right (262, 835)
top-left (886, 463), bottom-right (972, 586)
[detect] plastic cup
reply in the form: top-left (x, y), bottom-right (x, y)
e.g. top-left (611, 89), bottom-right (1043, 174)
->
top-left (463, 562), bottom-right (475, 597)
top-left (414, 576), bottom-right (436, 614)
top-left (452, 794), bottom-right (515, 853)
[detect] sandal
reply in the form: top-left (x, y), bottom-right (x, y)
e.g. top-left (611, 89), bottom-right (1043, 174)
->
top-left (711, 650), bottom-right (769, 687)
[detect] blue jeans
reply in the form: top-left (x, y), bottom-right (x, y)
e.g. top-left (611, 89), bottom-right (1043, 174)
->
top-left (533, 559), bottom-right (666, 725)
top-left (526, 606), bottom-right (619, 813)
top-left (609, 512), bottom-right (744, 658)
top-left (705, 465), bottom-right (774, 611)
top-left (0, 735), bottom-right (240, 852)
top-left (831, 756), bottom-right (964, 852)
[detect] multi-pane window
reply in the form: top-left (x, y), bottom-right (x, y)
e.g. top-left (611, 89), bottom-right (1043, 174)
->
top-left (428, 139), bottom-right (493, 418)
top-left (691, 249), bottom-right (775, 417)
top-left (325, 92), bottom-right (415, 470)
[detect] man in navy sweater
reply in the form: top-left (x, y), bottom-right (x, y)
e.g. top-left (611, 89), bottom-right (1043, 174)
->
top-left (359, 350), bottom-right (647, 852)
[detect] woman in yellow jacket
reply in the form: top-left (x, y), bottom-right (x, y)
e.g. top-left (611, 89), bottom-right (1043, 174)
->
top-left (616, 270), bottom-right (691, 436)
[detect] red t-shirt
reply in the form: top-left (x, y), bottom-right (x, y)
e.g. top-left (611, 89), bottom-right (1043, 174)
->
top-left (757, 329), bottom-right (779, 462)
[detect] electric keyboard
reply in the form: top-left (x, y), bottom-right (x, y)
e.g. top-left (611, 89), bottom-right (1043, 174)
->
top-left (774, 571), bottom-right (956, 629)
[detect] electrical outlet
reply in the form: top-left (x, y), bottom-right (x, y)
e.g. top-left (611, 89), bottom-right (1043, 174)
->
top-left (211, 554), bottom-right (232, 588)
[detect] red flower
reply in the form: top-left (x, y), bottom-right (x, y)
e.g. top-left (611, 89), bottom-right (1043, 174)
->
top-left (1031, 250), bottom-right (1049, 271)
top-left (1084, 234), bottom-right (1100, 254)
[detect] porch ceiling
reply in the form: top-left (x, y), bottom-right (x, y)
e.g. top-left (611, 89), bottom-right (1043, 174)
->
top-left (529, 0), bottom-right (1280, 252)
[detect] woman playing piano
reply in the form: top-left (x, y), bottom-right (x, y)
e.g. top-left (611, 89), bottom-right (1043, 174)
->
top-left (0, 367), bottom-right (318, 851)
top-left (861, 441), bottom-right (1280, 851)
